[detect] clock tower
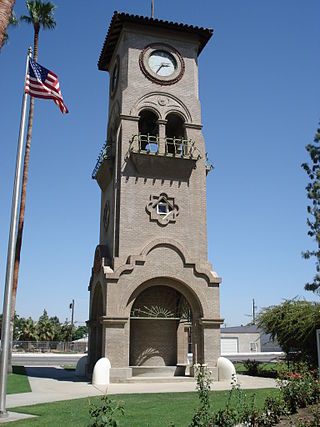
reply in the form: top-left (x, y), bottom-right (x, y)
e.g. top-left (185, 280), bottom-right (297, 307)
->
top-left (88, 11), bottom-right (223, 381)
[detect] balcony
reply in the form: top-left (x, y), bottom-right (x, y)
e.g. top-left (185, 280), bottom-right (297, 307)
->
top-left (128, 134), bottom-right (201, 179)
top-left (129, 134), bottom-right (201, 159)
top-left (92, 142), bottom-right (113, 190)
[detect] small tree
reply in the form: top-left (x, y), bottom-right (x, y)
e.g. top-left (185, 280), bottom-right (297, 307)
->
top-left (258, 299), bottom-right (320, 364)
top-left (73, 325), bottom-right (88, 341)
top-left (302, 123), bottom-right (320, 293)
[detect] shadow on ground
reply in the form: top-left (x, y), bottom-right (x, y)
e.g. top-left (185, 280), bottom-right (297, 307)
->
top-left (25, 367), bottom-right (89, 383)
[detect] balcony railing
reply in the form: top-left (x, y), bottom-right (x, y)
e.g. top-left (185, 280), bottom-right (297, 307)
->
top-left (92, 141), bottom-right (113, 179)
top-left (129, 134), bottom-right (201, 161)
top-left (205, 152), bottom-right (214, 175)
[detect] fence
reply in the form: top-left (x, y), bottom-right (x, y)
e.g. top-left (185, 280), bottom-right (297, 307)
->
top-left (12, 341), bottom-right (87, 353)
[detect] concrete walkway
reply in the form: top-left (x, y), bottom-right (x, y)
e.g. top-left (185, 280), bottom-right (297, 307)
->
top-left (5, 366), bottom-right (276, 410)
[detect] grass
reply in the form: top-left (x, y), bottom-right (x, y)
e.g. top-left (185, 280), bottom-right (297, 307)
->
top-left (60, 365), bottom-right (76, 371)
top-left (234, 362), bottom-right (287, 378)
top-left (7, 366), bottom-right (31, 395)
top-left (10, 389), bottom-right (279, 426)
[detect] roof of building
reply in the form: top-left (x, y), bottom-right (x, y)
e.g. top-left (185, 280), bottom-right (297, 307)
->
top-left (220, 325), bottom-right (261, 334)
top-left (98, 11), bottom-right (213, 71)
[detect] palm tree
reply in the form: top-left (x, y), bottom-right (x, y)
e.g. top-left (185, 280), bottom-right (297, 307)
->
top-left (37, 319), bottom-right (56, 341)
top-left (0, 0), bottom-right (16, 54)
top-left (20, 317), bottom-right (38, 341)
top-left (2, 11), bottom-right (18, 47)
top-left (8, 0), bottom-right (56, 373)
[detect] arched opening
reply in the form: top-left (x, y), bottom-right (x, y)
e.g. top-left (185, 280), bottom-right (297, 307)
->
top-left (138, 109), bottom-right (159, 152)
top-left (89, 284), bottom-right (103, 369)
top-left (129, 285), bottom-right (192, 367)
top-left (165, 113), bottom-right (186, 155)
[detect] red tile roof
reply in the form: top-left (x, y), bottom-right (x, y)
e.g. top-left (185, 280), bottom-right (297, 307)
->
top-left (98, 11), bottom-right (213, 71)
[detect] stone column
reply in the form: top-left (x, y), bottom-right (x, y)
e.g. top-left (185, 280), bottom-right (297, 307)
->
top-left (120, 115), bottom-right (139, 152)
top-left (191, 319), bottom-right (204, 365)
top-left (157, 119), bottom-right (167, 155)
top-left (86, 320), bottom-right (97, 373)
top-left (101, 317), bottom-right (132, 381)
top-left (200, 318), bottom-right (223, 379)
top-left (177, 321), bottom-right (190, 365)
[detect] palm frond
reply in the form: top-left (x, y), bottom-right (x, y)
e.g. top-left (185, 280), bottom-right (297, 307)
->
top-left (22, 0), bottom-right (56, 30)
top-left (9, 11), bottom-right (19, 27)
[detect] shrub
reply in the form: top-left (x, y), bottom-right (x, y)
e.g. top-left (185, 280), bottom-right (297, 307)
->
top-left (88, 395), bottom-right (124, 427)
top-left (277, 363), bottom-right (320, 414)
top-left (189, 364), bottom-right (214, 427)
top-left (190, 364), bottom-right (303, 426)
top-left (258, 395), bottom-right (287, 426)
top-left (243, 359), bottom-right (261, 376)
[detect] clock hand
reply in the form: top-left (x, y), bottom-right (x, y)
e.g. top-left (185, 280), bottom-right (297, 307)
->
top-left (156, 63), bottom-right (164, 73)
top-left (156, 62), bottom-right (171, 74)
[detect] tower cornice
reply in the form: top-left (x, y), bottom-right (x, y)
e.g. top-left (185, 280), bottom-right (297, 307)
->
top-left (98, 11), bottom-right (213, 71)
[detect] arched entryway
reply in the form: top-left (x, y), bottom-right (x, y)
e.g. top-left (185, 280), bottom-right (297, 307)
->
top-left (88, 283), bottom-right (103, 370)
top-left (129, 284), bottom-right (193, 367)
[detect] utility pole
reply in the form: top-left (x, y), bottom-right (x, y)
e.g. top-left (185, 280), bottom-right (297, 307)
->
top-left (69, 299), bottom-right (74, 341)
top-left (70, 299), bottom-right (74, 327)
top-left (151, 0), bottom-right (154, 18)
top-left (252, 298), bottom-right (257, 324)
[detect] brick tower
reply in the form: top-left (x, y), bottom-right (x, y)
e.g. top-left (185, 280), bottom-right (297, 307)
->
top-left (88, 12), bottom-right (223, 381)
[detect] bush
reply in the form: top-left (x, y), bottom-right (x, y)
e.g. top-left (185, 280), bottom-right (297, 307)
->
top-left (277, 363), bottom-right (320, 414)
top-left (88, 395), bottom-right (124, 427)
top-left (189, 364), bottom-right (213, 427)
top-left (243, 359), bottom-right (261, 376)
top-left (258, 299), bottom-right (320, 364)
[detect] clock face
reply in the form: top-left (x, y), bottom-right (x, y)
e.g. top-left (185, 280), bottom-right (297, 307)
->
top-left (139, 43), bottom-right (185, 85)
top-left (148, 50), bottom-right (177, 77)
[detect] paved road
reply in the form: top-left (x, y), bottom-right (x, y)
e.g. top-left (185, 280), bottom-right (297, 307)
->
top-left (11, 351), bottom-right (284, 366)
top-left (12, 353), bottom-right (86, 366)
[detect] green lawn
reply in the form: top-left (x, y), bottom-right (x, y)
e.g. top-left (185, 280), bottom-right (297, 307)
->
top-left (7, 366), bottom-right (31, 395)
top-left (234, 362), bottom-right (287, 378)
top-left (10, 388), bottom-right (279, 426)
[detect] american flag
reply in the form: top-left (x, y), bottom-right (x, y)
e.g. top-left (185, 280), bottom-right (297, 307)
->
top-left (25, 58), bottom-right (68, 114)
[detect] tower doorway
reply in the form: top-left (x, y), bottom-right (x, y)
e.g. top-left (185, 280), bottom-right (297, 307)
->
top-left (129, 285), bottom-right (192, 367)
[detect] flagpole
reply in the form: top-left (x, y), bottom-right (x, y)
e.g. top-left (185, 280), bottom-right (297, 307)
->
top-left (0, 47), bottom-right (32, 417)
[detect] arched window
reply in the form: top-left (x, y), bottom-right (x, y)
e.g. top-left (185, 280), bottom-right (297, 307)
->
top-left (138, 109), bottom-right (159, 151)
top-left (165, 113), bottom-right (186, 155)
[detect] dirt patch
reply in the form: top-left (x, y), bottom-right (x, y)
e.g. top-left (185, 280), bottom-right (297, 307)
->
top-left (276, 403), bottom-right (320, 426)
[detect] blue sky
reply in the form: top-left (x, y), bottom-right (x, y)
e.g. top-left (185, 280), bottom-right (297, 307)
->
top-left (0, 0), bottom-right (319, 327)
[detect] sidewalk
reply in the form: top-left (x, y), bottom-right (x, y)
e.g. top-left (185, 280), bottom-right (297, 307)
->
top-left (6, 366), bottom-right (277, 409)
top-left (0, 367), bottom-right (277, 423)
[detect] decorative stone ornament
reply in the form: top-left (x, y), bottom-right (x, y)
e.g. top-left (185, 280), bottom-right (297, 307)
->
top-left (146, 193), bottom-right (179, 226)
top-left (139, 43), bottom-right (185, 85)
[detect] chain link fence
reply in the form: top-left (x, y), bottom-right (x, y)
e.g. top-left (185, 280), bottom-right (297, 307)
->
top-left (12, 341), bottom-right (87, 353)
